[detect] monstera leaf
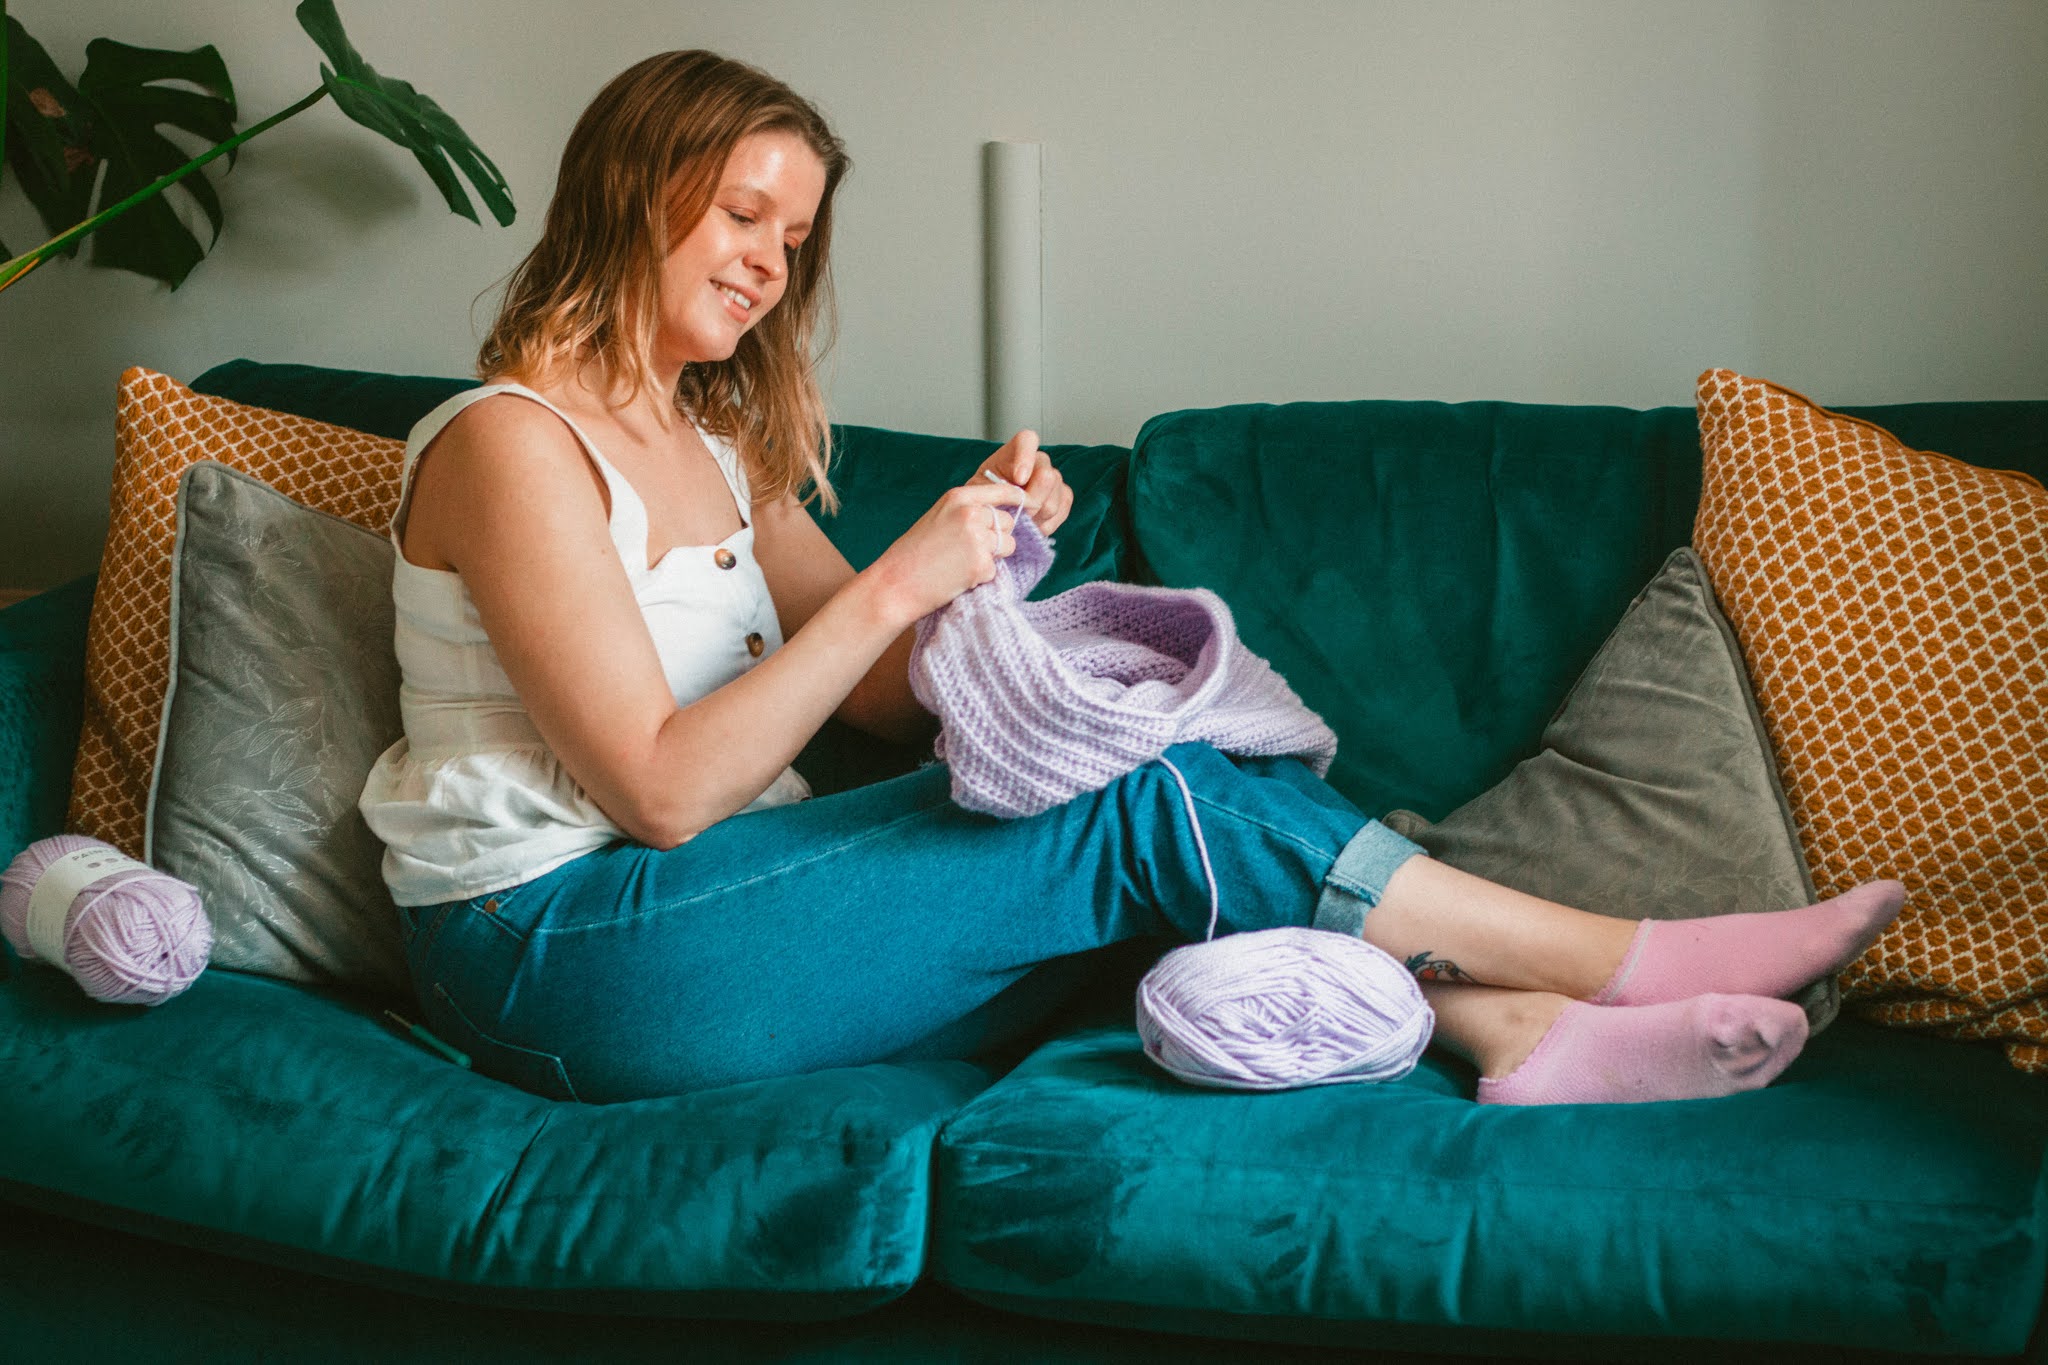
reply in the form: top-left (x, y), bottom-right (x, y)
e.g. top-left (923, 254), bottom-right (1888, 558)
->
top-left (0, 22), bottom-right (236, 287)
top-left (296, 0), bottom-right (512, 227)
top-left (1, 16), bottom-right (95, 258)
top-left (0, 2), bottom-right (511, 295)
top-left (74, 38), bottom-right (238, 285)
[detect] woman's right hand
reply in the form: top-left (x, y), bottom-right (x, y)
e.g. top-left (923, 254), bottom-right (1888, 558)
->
top-left (861, 480), bottom-right (1023, 626)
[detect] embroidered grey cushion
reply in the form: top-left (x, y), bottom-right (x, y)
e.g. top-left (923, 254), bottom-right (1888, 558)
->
top-left (1383, 547), bottom-right (1832, 1028)
top-left (147, 461), bottom-right (407, 995)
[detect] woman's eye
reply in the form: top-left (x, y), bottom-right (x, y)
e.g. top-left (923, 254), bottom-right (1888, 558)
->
top-left (726, 210), bottom-right (755, 226)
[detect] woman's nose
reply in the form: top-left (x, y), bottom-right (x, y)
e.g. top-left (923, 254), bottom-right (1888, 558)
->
top-left (746, 230), bottom-right (787, 282)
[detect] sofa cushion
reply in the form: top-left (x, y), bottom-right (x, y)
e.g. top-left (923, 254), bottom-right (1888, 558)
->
top-left (1383, 547), bottom-right (1830, 1027)
top-left (1693, 370), bottom-right (2048, 1073)
top-left (1127, 397), bottom-right (2048, 821)
top-left (0, 961), bottom-right (989, 1316)
top-left (1128, 400), bottom-right (1708, 821)
top-left (72, 369), bottom-right (408, 859)
top-left (933, 1017), bottom-right (2048, 1355)
top-left (148, 464), bottom-right (407, 996)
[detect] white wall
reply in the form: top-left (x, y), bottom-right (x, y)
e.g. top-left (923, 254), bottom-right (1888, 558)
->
top-left (3, 0), bottom-right (2044, 588)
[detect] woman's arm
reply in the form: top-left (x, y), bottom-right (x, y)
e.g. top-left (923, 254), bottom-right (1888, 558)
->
top-left (411, 398), bottom-right (1025, 849)
top-left (752, 429), bottom-right (1079, 744)
top-left (751, 496), bottom-right (930, 744)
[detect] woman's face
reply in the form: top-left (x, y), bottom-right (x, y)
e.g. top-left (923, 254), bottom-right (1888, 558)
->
top-left (657, 129), bottom-right (828, 368)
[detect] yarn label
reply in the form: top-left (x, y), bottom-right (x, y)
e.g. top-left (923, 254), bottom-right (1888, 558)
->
top-left (25, 845), bottom-right (151, 966)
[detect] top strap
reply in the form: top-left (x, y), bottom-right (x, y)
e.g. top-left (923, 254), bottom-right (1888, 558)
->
top-left (699, 425), bottom-right (753, 514)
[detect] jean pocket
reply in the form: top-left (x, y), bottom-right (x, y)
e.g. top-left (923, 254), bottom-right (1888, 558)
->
top-left (427, 982), bottom-right (582, 1104)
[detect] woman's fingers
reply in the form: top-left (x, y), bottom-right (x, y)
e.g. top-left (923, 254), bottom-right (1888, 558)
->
top-left (1000, 429), bottom-right (1041, 485)
top-left (947, 490), bottom-right (1015, 563)
top-left (979, 505), bottom-right (1015, 560)
top-left (872, 484), bottom-right (1030, 620)
top-left (978, 429), bottom-right (1042, 501)
top-left (977, 429), bottom-right (1073, 532)
top-left (1024, 462), bottom-right (1072, 532)
top-left (1012, 454), bottom-right (1073, 534)
top-left (944, 479), bottom-right (1031, 511)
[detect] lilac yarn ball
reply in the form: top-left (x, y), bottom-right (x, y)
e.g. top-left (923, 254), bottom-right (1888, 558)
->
top-left (0, 834), bottom-right (211, 1006)
top-left (1138, 927), bottom-right (1435, 1091)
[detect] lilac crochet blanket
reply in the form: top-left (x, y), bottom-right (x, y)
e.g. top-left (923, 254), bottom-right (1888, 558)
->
top-left (907, 512), bottom-right (1338, 818)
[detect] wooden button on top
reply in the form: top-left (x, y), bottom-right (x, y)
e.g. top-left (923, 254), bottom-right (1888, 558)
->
top-left (714, 547), bottom-right (737, 570)
top-left (745, 632), bottom-right (765, 658)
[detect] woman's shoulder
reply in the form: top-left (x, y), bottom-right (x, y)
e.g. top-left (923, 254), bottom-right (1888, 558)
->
top-left (401, 385), bottom-right (618, 574)
top-left (417, 382), bottom-right (590, 474)
top-left (406, 382), bottom-right (612, 549)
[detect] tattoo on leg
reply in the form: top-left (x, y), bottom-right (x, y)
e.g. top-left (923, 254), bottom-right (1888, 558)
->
top-left (1404, 950), bottom-right (1475, 983)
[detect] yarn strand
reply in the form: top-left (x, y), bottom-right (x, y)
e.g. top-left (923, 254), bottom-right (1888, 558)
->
top-left (1156, 756), bottom-right (1221, 941)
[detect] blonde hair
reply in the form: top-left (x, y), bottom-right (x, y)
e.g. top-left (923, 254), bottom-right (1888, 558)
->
top-left (479, 51), bottom-right (850, 510)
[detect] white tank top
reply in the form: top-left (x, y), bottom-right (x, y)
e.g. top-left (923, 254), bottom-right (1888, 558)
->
top-left (359, 383), bottom-right (810, 907)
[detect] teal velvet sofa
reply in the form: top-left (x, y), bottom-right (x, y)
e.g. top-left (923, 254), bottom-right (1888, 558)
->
top-left (3, 361), bottom-right (2045, 1362)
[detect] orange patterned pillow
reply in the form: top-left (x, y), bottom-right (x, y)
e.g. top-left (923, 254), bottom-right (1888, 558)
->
top-left (71, 368), bottom-right (407, 857)
top-left (1692, 369), bottom-right (2048, 1072)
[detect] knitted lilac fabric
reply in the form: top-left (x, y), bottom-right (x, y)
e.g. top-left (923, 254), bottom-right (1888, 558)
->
top-left (908, 513), bottom-right (1338, 818)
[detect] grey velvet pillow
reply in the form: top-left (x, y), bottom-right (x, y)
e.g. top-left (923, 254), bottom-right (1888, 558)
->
top-left (1382, 547), bottom-right (1835, 1029)
top-left (146, 461), bottom-right (407, 996)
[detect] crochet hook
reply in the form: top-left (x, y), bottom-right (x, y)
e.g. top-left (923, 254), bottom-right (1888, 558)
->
top-left (382, 1009), bottom-right (472, 1069)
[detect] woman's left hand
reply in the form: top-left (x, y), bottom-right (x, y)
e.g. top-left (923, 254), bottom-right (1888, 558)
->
top-left (975, 429), bottom-right (1074, 535)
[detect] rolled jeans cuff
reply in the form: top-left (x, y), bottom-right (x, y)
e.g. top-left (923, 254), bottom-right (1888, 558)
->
top-left (1312, 819), bottom-right (1427, 938)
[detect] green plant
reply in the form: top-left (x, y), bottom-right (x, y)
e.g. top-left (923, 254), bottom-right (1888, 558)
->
top-left (0, 0), bottom-right (513, 295)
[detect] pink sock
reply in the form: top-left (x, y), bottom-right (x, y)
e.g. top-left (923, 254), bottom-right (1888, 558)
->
top-left (1476, 996), bottom-right (1809, 1105)
top-left (1595, 880), bottom-right (1906, 1008)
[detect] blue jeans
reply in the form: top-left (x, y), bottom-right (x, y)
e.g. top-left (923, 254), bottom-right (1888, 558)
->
top-left (398, 742), bottom-right (1422, 1103)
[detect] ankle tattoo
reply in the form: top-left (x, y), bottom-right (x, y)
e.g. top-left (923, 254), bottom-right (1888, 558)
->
top-left (1403, 950), bottom-right (1474, 984)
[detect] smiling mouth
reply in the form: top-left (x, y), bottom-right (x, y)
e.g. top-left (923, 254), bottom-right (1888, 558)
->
top-left (713, 283), bottom-right (755, 314)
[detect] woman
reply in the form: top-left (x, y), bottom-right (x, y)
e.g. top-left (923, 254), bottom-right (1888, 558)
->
top-left (360, 51), bottom-right (1902, 1105)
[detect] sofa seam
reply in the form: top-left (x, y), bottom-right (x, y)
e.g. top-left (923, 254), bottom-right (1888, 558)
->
top-left (937, 1139), bottom-right (2037, 1213)
top-left (943, 1280), bottom-right (1962, 1352)
top-left (464, 1107), bottom-right (556, 1275)
top-left (0, 1041), bottom-right (923, 1152)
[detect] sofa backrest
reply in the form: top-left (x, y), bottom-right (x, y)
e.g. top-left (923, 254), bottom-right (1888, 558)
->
top-left (1128, 396), bottom-right (2048, 821)
top-left (0, 577), bottom-right (95, 866)
top-left (10, 368), bottom-right (2040, 856)
top-left (188, 360), bottom-right (1136, 593)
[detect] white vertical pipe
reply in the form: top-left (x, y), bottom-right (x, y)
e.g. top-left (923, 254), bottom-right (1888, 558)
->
top-left (983, 140), bottom-right (1042, 442)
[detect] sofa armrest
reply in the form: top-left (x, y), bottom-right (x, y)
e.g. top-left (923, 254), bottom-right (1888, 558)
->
top-left (0, 576), bottom-right (94, 868)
